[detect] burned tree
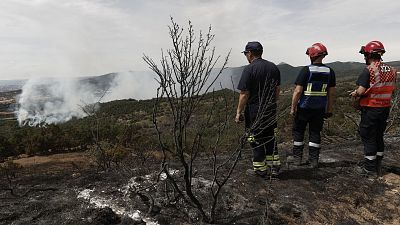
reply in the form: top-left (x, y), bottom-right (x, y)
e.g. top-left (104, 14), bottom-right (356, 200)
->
top-left (143, 18), bottom-right (245, 223)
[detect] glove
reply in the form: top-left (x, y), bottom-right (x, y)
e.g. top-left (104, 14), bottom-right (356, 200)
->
top-left (324, 113), bottom-right (333, 118)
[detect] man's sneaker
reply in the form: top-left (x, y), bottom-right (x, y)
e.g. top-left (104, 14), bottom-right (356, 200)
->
top-left (355, 166), bottom-right (377, 178)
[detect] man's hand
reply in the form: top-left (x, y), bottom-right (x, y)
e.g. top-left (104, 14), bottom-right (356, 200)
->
top-left (235, 113), bottom-right (244, 123)
top-left (349, 90), bottom-right (358, 97)
top-left (324, 112), bottom-right (333, 118)
top-left (290, 107), bottom-right (297, 116)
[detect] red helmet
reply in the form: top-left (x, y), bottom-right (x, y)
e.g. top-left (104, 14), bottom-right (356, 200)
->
top-left (306, 43), bottom-right (328, 58)
top-left (359, 40), bottom-right (385, 55)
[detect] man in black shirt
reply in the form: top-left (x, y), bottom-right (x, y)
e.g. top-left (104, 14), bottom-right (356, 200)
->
top-left (288, 43), bottom-right (336, 169)
top-left (235, 41), bottom-right (281, 177)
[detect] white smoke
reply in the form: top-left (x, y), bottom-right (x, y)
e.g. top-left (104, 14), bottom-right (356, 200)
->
top-left (103, 71), bottom-right (158, 102)
top-left (16, 71), bottom-right (158, 127)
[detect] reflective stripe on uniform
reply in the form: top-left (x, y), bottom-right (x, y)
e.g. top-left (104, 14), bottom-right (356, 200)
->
top-left (307, 83), bottom-right (312, 92)
top-left (376, 152), bottom-right (384, 156)
top-left (265, 155), bottom-right (281, 166)
top-left (246, 135), bottom-right (256, 143)
top-left (322, 83), bottom-right (328, 92)
top-left (266, 155), bottom-right (273, 161)
top-left (365, 155), bottom-right (377, 160)
top-left (309, 142), bottom-right (321, 148)
top-left (253, 161), bottom-right (265, 167)
top-left (294, 141), bottom-right (304, 146)
top-left (309, 66), bottom-right (330, 73)
top-left (371, 82), bottom-right (396, 88)
top-left (369, 93), bottom-right (392, 99)
top-left (253, 164), bottom-right (268, 172)
top-left (303, 91), bottom-right (327, 96)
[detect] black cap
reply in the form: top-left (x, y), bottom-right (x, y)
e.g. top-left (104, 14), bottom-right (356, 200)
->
top-left (242, 41), bottom-right (263, 53)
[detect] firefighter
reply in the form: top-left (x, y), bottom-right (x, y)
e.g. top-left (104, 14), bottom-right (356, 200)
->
top-left (235, 41), bottom-right (281, 177)
top-left (350, 40), bottom-right (397, 177)
top-left (287, 43), bottom-right (336, 168)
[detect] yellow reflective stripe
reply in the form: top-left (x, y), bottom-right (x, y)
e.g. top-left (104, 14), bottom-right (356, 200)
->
top-left (253, 161), bottom-right (265, 167)
top-left (266, 155), bottom-right (280, 166)
top-left (322, 84), bottom-right (327, 92)
top-left (266, 160), bottom-right (281, 166)
top-left (307, 83), bottom-right (312, 92)
top-left (273, 161), bottom-right (281, 166)
top-left (303, 91), bottom-right (327, 96)
top-left (253, 165), bottom-right (268, 171)
top-left (265, 155), bottom-right (280, 160)
top-left (246, 134), bottom-right (255, 142)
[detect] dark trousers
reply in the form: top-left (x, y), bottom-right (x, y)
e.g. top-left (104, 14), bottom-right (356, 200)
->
top-left (292, 108), bottom-right (324, 160)
top-left (245, 104), bottom-right (278, 171)
top-left (359, 107), bottom-right (390, 171)
top-left (250, 127), bottom-right (277, 162)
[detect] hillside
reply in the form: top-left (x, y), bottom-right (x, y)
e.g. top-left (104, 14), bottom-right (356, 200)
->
top-left (217, 61), bottom-right (400, 90)
top-left (2, 61), bottom-right (399, 96)
top-left (0, 61), bottom-right (400, 224)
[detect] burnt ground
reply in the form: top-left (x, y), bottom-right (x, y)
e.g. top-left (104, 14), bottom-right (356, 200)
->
top-left (0, 138), bottom-right (399, 225)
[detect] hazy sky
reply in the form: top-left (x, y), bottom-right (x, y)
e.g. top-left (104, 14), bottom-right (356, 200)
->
top-left (1, 0), bottom-right (400, 80)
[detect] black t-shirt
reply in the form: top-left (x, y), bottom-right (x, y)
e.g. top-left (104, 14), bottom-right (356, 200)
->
top-left (237, 58), bottom-right (281, 106)
top-left (356, 68), bottom-right (370, 88)
top-left (295, 63), bottom-right (336, 87)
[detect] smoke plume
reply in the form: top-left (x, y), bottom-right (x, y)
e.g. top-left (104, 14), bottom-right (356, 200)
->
top-left (16, 71), bottom-right (158, 127)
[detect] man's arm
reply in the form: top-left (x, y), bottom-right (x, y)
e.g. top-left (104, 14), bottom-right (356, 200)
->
top-left (350, 86), bottom-right (367, 97)
top-left (235, 90), bottom-right (249, 123)
top-left (290, 85), bottom-right (303, 115)
top-left (326, 87), bottom-right (336, 114)
top-left (350, 68), bottom-right (369, 97)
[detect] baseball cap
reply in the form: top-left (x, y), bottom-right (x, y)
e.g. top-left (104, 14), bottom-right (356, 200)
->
top-left (242, 41), bottom-right (263, 53)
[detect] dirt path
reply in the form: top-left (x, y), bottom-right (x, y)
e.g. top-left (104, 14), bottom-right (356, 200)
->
top-left (9, 152), bottom-right (93, 175)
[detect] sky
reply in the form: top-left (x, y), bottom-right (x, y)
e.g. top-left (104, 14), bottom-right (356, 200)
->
top-left (1, 0), bottom-right (400, 80)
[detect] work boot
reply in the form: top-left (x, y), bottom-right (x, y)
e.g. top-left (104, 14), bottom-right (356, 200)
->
top-left (376, 156), bottom-right (383, 177)
top-left (246, 169), bottom-right (269, 178)
top-left (286, 155), bottom-right (302, 170)
top-left (308, 158), bottom-right (319, 169)
top-left (308, 146), bottom-right (320, 168)
top-left (355, 166), bottom-right (377, 178)
top-left (269, 166), bottom-right (280, 178)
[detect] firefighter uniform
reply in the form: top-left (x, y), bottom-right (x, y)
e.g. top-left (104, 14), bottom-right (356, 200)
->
top-left (357, 61), bottom-right (397, 173)
top-left (245, 106), bottom-right (280, 174)
top-left (236, 41), bottom-right (281, 176)
top-left (292, 64), bottom-right (335, 165)
top-left (353, 40), bottom-right (398, 176)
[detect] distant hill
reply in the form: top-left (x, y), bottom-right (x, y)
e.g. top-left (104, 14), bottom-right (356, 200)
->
top-left (0, 79), bottom-right (26, 92)
top-left (1, 60), bottom-right (399, 96)
top-left (226, 61), bottom-right (400, 88)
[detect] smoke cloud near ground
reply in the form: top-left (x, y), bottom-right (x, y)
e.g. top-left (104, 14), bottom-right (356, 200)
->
top-left (16, 71), bottom-right (158, 127)
top-left (15, 67), bottom-right (237, 127)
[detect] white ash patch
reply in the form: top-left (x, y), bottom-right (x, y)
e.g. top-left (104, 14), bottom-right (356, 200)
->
top-left (77, 187), bottom-right (159, 225)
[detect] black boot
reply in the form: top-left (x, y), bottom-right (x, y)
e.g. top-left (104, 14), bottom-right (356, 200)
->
top-left (308, 146), bottom-right (320, 169)
top-left (286, 145), bottom-right (303, 168)
top-left (356, 158), bottom-right (377, 178)
top-left (376, 156), bottom-right (383, 177)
